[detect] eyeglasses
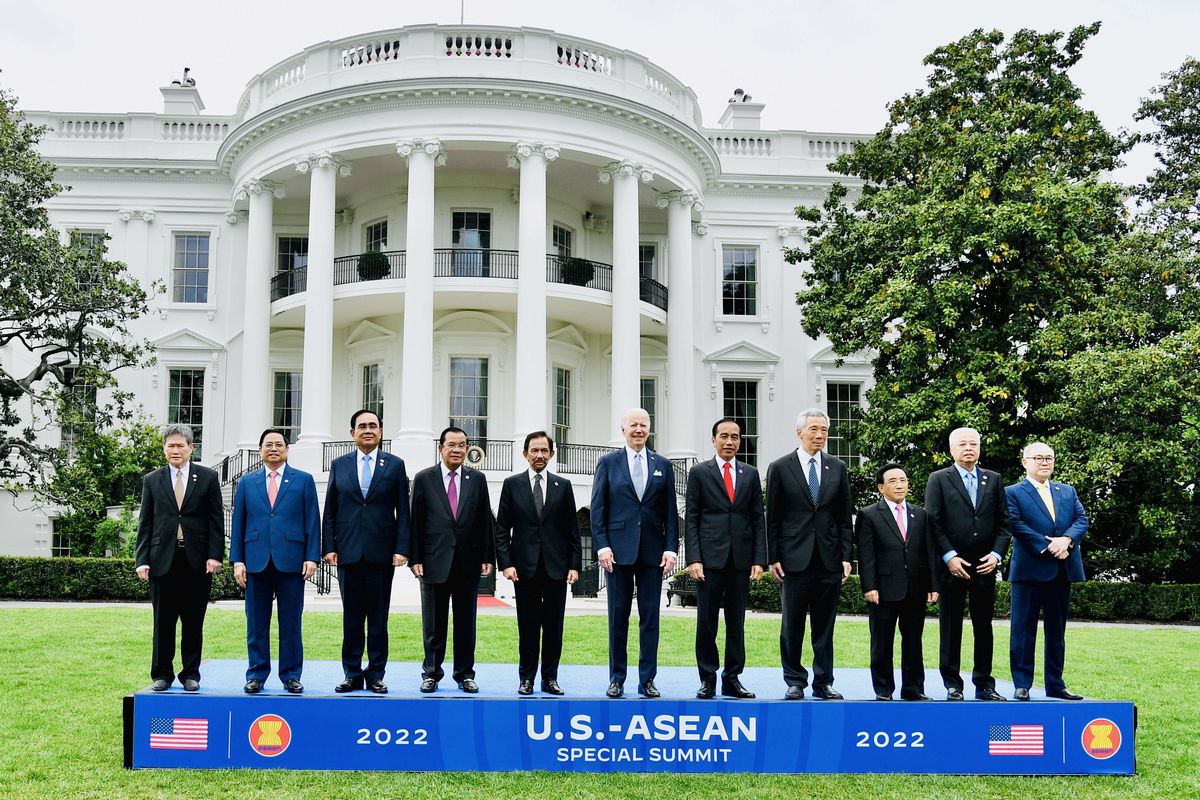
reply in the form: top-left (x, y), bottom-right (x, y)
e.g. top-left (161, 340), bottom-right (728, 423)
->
top-left (1026, 455), bottom-right (1055, 464)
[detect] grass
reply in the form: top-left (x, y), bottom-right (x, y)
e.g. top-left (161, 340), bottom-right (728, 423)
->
top-left (0, 606), bottom-right (1196, 799)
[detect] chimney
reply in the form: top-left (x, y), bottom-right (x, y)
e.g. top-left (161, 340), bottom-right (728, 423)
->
top-left (161, 68), bottom-right (205, 115)
top-left (718, 88), bottom-right (764, 130)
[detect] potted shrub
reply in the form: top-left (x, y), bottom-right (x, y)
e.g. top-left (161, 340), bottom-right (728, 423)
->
top-left (357, 249), bottom-right (390, 280)
top-left (558, 256), bottom-right (594, 287)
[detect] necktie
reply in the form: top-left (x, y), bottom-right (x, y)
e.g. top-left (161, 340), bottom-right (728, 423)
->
top-left (894, 503), bottom-right (907, 542)
top-left (533, 472), bottom-right (544, 517)
top-left (1036, 482), bottom-right (1056, 522)
top-left (267, 470), bottom-right (279, 507)
top-left (633, 453), bottom-right (646, 500)
top-left (966, 471), bottom-right (978, 508)
top-left (360, 454), bottom-right (372, 498)
top-left (173, 469), bottom-right (185, 542)
top-left (448, 470), bottom-right (459, 520)
top-left (807, 457), bottom-right (820, 504)
top-left (723, 461), bottom-right (735, 503)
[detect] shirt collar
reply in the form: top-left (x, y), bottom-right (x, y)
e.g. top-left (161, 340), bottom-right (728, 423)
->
top-left (441, 462), bottom-right (461, 479)
top-left (714, 455), bottom-right (736, 469)
top-left (1027, 476), bottom-right (1050, 489)
top-left (625, 445), bottom-right (648, 460)
top-left (528, 467), bottom-right (547, 482)
top-left (358, 448), bottom-right (378, 461)
top-left (797, 448), bottom-right (821, 464)
top-left (954, 463), bottom-right (978, 480)
top-left (171, 462), bottom-right (190, 481)
top-left (265, 463), bottom-right (287, 478)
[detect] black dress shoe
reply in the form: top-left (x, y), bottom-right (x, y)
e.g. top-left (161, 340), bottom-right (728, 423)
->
top-left (1047, 688), bottom-right (1083, 700)
top-left (182, 679), bottom-right (200, 692)
top-left (605, 682), bottom-right (624, 698)
top-left (335, 678), bottom-right (364, 693)
top-left (518, 680), bottom-right (534, 696)
top-left (151, 679), bottom-right (170, 692)
top-left (784, 686), bottom-right (805, 700)
top-left (541, 680), bottom-right (564, 696)
top-left (875, 693), bottom-right (892, 701)
top-left (458, 678), bottom-right (479, 694)
top-left (902, 693), bottom-right (932, 701)
top-left (637, 681), bottom-right (660, 698)
top-left (419, 678), bottom-right (438, 694)
top-left (283, 679), bottom-right (303, 695)
top-left (976, 687), bottom-right (1006, 701)
top-left (696, 682), bottom-right (716, 699)
top-left (244, 679), bottom-right (263, 694)
top-left (1014, 687), bottom-right (1031, 701)
top-left (721, 678), bottom-right (756, 699)
top-left (812, 685), bottom-right (843, 700)
top-left (946, 688), bottom-right (964, 701)
top-left (367, 679), bottom-right (388, 694)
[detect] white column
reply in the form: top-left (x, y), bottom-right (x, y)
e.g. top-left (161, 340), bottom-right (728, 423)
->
top-left (395, 139), bottom-right (445, 466)
top-left (235, 179), bottom-right (283, 449)
top-left (294, 153), bottom-right (350, 459)
top-left (659, 190), bottom-right (701, 458)
top-left (508, 141), bottom-right (559, 447)
top-left (599, 160), bottom-right (653, 443)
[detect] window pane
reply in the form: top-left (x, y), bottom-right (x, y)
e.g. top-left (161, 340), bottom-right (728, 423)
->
top-left (826, 382), bottom-right (862, 462)
top-left (640, 377), bottom-right (657, 452)
top-left (452, 211), bottom-right (492, 249)
top-left (639, 244), bottom-right (657, 280)
top-left (168, 368), bottom-right (205, 459)
top-left (361, 363), bottom-right (384, 419)
top-left (721, 246), bottom-right (757, 316)
top-left (449, 357), bottom-right (489, 440)
top-left (722, 380), bottom-right (759, 467)
top-left (365, 221), bottom-right (388, 252)
top-left (553, 366), bottom-right (571, 445)
top-left (173, 234), bottom-right (210, 303)
top-left (277, 236), bottom-right (309, 272)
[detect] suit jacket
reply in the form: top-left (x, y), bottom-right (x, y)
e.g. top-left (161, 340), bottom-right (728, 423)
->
top-left (495, 470), bottom-right (582, 580)
top-left (684, 459), bottom-right (767, 571)
top-left (1005, 479), bottom-right (1087, 583)
top-left (135, 463), bottom-right (224, 577)
top-left (410, 464), bottom-right (495, 585)
top-left (229, 466), bottom-right (321, 574)
top-left (321, 450), bottom-right (411, 566)
top-left (765, 451), bottom-right (853, 572)
top-left (856, 499), bottom-right (935, 602)
top-left (590, 448), bottom-right (679, 566)
top-left (924, 465), bottom-right (1012, 579)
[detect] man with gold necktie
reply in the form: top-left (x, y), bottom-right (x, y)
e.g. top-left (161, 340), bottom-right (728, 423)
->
top-left (1005, 442), bottom-right (1089, 701)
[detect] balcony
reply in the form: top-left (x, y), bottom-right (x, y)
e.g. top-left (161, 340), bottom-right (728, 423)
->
top-left (430, 438), bottom-right (514, 472)
top-left (433, 248), bottom-right (518, 278)
top-left (323, 439), bottom-right (393, 471)
top-left (545, 254), bottom-right (612, 292)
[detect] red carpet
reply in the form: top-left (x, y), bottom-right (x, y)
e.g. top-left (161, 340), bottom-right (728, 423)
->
top-left (477, 595), bottom-right (510, 607)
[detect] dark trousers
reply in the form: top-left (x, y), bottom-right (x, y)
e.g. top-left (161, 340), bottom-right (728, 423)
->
top-left (695, 565), bottom-right (750, 685)
top-left (245, 559), bottom-right (306, 683)
top-left (606, 562), bottom-right (663, 686)
top-left (868, 591), bottom-right (928, 698)
top-left (337, 562), bottom-right (394, 682)
top-left (1010, 573), bottom-right (1072, 692)
top-left (779, 560), bottom-right (842, 689)
top-left (938, 574), bottom-right (997, 692)
top-left (420, 553), bottom-right (481, 683)
top-left (149, 545), bottom-right (212, 683)
top-left (513, 562), bottom-right (569, 682)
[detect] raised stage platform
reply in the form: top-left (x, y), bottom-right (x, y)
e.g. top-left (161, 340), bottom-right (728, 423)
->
top-left (125, 660), bottom-right (1135, 774)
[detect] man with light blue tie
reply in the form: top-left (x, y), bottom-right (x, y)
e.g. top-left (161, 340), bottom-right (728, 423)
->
top-left (322, 409), bottom-right (411, 694)
top-left (230, 428), bottom-right (320, 694)
top-left (924, 426), bottom-right (1012, 701)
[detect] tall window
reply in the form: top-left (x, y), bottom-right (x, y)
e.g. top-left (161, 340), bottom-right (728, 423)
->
top-left (277, 236), bottom-right (308, 272)
top-left (449, 357), bottom-right (489, 440)
top-left (553, 367), bottom-right (571, 446)
top-left (723, 380), bottom-right (759, 467)
top-left (72, 230), bottom-right (107, 254)
top-left (168, 368), bottom-right (205, 458)
top-left (639, 243), bottom-right (657, 280)
top-left (553, 225), bottom-right (573, 259)
top-left (722, 245), bottom-right (757, 316)
top-left (172, 233), bottom-right (210, 303)
top-left (827, 382), bottom-right (862, 461)
top-left (640, 377), bottom-right (658, 451)
top-left (451, 211), bottom-right (491, 248)
top-left (362, 363), bottom-right (384, 419)
top-left (273, 371), bottom-right (303, 443)
top-left (51, 519), bottom-right (71, 557)
top-left (364, 220), bottom-right (388, 252)
top-left (60, 367), bottom-right (97, 454)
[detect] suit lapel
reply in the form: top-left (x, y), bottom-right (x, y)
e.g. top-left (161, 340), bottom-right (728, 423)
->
top-left (782, 453), bottom-right (814, 508)
top-left (947, 467), bottom-right (973, 507)
top-left (254, 468), bottom-right (271, 507)
top-left (1020, 479), bottom-right (1055, 527)
top-left (180, 465), bottom-right (200, 508)
top-left (273, 467), bottom-right (295, 506)
top-left (877, 500), bottom-right (906, 544)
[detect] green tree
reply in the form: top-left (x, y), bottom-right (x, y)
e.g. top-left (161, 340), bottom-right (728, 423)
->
top-left (787, 24), bottom-right (1129, 493)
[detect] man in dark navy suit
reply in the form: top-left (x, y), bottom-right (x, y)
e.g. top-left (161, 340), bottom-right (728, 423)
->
top-left (230, 428), bottom-right (321, 694)
top-left (322, 409), bottom-right (411, 694)
top-left (495, 431), bottom-right (581, 695)
top-left (410, 426), bottom-right (495, 694)
top-left (1006, 442), bottom-right (1088, 701)
top-left (590, 407), bottom-right (679, 698)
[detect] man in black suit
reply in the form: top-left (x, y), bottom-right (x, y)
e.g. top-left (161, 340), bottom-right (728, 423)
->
top-left (856, 462), bottom-right (938, 701)
top-left (134, 424), bottom-right (224, 692)
top-left (322, 409), bottom-right (411, 694)
top-left (925, 426), bottom-right (1012, 701)
top-left (410, 426), bottom-right (495, 693)
top-left (495, 431), bottom-right (582, 695)
top-left (590, 407), bottom-right (679, 699)
top-left (685, 418), bottom-right (767, 699)
top-left (766, 408), bottom-right (853, 700)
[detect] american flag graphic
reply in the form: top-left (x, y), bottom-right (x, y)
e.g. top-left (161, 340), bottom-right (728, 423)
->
top-left (149, 717), bottom-right (208, 750)
top-left (988, 724), bottom-right (1043, 756)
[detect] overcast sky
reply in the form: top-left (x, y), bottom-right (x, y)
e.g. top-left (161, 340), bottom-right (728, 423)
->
top-left (2, 0), bottom-right (1196, 185)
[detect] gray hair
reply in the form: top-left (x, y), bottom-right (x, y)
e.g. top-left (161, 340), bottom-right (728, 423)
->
top-left (795, 408), bottom-right (829, 427)
top-left (1022, 441), bottom-right (1054, 459)
top-left (948, 427), bottom-right (980, 448)
top-left (162, 423), bottom-right (195, 445)
top-left (621, 407), bottom-right (651, 428)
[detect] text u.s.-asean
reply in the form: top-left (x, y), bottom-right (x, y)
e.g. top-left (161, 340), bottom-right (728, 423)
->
top-left (526, 714), bottom-right (757, 742)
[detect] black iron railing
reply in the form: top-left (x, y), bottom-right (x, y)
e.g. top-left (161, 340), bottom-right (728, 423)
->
top-left (432, 248), bottom-right (519, 278)
top-left (670, 457), bottom-right (697, 497)
top-left (217, 449), bottom-right (263, 487)
top-left (545, 254), bottom-right (613, 292)
top-left (555, 443), bottom-right (619, 475)
top-left (322, 440), bottom-right (393, 472)
top-left (639, 275), bottom-right (669, 311)
top-left (430, 438), bottom-right (513, 472)
top-left (270, 267), bottom-right (307, 300)
top-left (334, 250), bottom-right (406, 284)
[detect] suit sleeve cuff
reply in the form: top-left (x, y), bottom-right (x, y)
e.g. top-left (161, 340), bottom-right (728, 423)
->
top-left (136, 564), bottom-right (149, 571)
top-left (990, 551), bottom-right (1002, 565)
top-left (597, 547), bottom-right (613, 557)
top-left (664, 551), bottom-right (677, 560)
top-left (234, 562), bottom-right (245, 568)
top-left (942, 550), bottom-right (957, 564)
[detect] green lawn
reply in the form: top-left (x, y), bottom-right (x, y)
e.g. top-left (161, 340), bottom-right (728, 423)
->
top-left (0, 606), bottom-right (1195, 799)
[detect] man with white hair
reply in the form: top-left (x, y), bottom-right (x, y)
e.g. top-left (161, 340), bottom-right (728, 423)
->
top-left (925, 426), bottom-right (1012, 701)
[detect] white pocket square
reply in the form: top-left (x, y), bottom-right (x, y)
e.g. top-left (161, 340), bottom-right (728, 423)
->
top-left (653, 470), bottom-right (663, 477)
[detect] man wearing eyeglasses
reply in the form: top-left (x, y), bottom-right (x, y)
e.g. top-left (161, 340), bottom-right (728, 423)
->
top-left (1005, 442), bottom-right (1089, 701)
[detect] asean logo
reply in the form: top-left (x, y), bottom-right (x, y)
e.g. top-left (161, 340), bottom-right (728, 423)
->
top-left (1081, 718), bottom-right (1121, 760)
top-left (248, 714), bottom-right (292, 757)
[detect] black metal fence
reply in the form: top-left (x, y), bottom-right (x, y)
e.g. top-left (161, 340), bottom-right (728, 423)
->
top-left (322, 440), bottom-right (393, 472)
top-left (432, 248), bottom-right (519, 278)
top-left (555, 443), bottom-right (619, 475)
top-left (270, 267), bottom-right (307, 300)
top-left (430, 438), bottom-right (513, 472)
top-left (545, 254), bottom-right (613, 292)
top-left (333, 250), bottom-right (406, 284)
top-left (639, 275), bottom-right (669, 311)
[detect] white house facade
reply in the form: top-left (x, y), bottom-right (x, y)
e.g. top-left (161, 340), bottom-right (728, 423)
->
top-left (6, 25), bottom-right (871, 580)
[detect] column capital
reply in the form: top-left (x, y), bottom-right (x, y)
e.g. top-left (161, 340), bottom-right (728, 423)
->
top-left (234, 179), bottom-right (285, 203)
top-left (598, 159), bottom-right (653, 184)
top-left (225, 210), bottom-right (248, 225)
top-left (117, 209), bottom-right (155, 223)
top-left (396, 138), bottom-right (447, 165)
top-left (776, 223), bottom-right (805, 240)
top-left (506, 141), bottom-right (560, 168)
top-left (655, 190), bottom-right (703, 212)
top-left (294, 152), bottom-right (352, 176)
top-left (693, 221), bottom-right (710, 236)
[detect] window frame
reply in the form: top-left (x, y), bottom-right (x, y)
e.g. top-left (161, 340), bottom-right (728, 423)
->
top-left (166, 366), bottom-right (207, 460)
top-left (165, 226), bottom-right (219, 309)
top-left (448, 355), bottom-right (491, 441)
top-left (722, 378), bottom-right (760, 467)
top-left (363, 219), bottom-right (389, 253)
top-left (718, 243), bottom-right (761, 319)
